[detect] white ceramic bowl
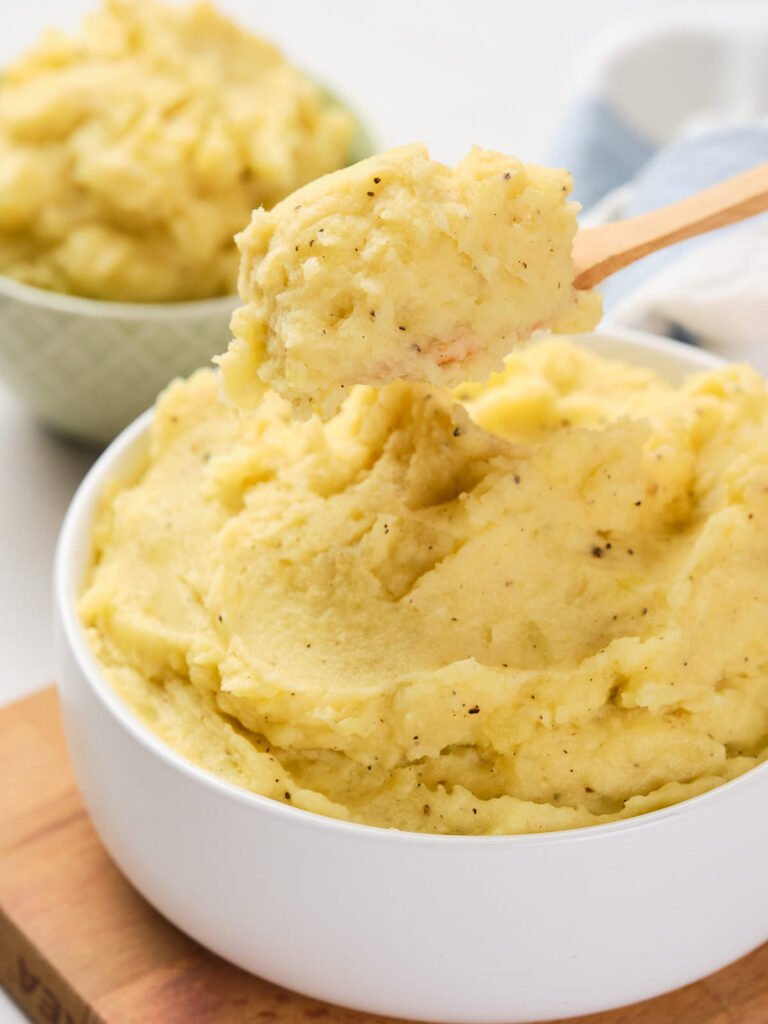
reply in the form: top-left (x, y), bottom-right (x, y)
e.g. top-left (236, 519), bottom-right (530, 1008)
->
top-left (54, 327), bottom-right (768, 1023)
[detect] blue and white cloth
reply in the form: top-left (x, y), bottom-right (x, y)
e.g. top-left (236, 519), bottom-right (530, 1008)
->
top-left (549, 20), bottom-right (768, 371)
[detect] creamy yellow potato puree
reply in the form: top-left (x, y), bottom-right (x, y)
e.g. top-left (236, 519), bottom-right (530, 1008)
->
top-left (80, 339), bottom-right (768, 835)
top-left (0, 0), bottom-right (356, 301)
top-left (224, 145), bottom-right (601, 416)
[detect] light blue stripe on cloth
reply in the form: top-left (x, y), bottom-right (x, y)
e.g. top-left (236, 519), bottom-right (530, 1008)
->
top-left (599, 123), bottom-right (768, 308)
top-left (549, 97), bottom-right (655, 212)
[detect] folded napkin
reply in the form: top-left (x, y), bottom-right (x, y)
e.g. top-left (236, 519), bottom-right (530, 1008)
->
top-left (549, 20), bottom-right (768, 372)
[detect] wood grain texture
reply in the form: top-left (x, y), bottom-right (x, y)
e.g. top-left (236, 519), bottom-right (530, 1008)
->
top-left (572, 162), bottom-right (768, 290)
top-left (1, 687), bottom-right (767, 1024)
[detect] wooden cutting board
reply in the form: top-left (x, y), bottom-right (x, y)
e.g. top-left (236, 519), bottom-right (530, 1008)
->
top-left (1, 687), bottom-right (768, 1024)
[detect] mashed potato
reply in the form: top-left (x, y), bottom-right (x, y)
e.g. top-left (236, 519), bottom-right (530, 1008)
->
top-left (80, 338), bottom-right (768, 835)
top-left (0, 0), bottom-right (357, 301)
top-left (223, 145), bottom-right (601, 416)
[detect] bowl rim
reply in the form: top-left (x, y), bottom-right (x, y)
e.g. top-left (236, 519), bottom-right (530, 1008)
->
top-left (0, 272), bottom-right (239, 320)
top-left (54, 325), bottom-right (768, 848)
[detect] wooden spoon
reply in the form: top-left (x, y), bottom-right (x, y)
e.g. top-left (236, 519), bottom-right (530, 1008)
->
top-left (572, 162), bottom-right (768, 290)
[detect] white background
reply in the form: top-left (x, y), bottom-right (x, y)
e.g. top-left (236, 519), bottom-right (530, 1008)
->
top-left (1, 1), bottom-right (766, 1021)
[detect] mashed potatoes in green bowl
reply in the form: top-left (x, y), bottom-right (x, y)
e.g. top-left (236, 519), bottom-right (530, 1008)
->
top-left (0, 0), bottom-right (372, 445)
top-left (0, 0), bottom-right (365, 302)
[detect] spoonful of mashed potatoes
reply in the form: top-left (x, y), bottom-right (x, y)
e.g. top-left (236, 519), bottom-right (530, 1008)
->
top-left (221, 144), bottom-right (602, 416)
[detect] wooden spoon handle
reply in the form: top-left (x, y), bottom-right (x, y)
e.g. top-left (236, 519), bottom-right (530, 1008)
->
top-left (572, 162), bottom-right (768, 290)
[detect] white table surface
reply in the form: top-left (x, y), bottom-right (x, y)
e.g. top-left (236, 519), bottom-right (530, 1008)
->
top-left (1, 0), bottom-right (765, 1020)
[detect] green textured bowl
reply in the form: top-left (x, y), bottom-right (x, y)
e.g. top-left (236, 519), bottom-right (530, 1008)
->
top-left (0, 93), bottom-right (374, 447)
top-left (0, 281), bottom-right (239, 446)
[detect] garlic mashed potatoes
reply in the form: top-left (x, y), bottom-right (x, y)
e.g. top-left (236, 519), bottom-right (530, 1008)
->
top-left (80, 339), bottom-right (768, 835)
top-left (0, 0), bottom-right (356, 301)
top-left (224, 145), bottom-right (601, 417)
